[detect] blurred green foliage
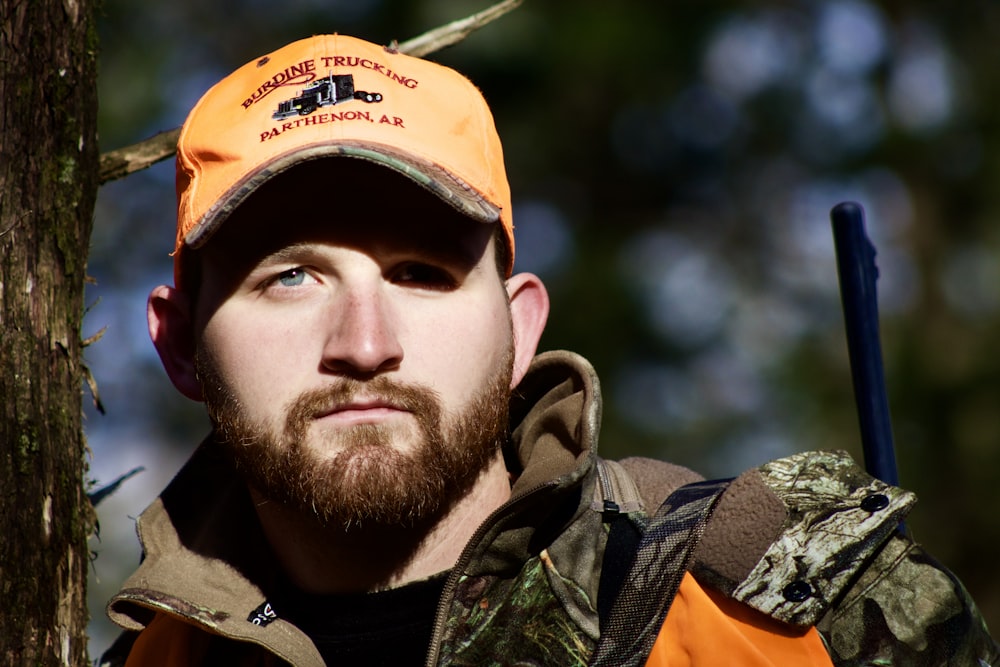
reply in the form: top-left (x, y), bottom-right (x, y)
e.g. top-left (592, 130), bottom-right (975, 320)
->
top-left (87, 0), bottom-right (1000, 646)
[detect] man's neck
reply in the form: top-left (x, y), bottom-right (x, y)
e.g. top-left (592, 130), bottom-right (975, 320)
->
top-left (250, 454), bottom-right (512, 594)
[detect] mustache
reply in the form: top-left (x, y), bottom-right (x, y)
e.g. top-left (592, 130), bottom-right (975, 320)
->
top-left (284, 376), bottom-right (441, 440)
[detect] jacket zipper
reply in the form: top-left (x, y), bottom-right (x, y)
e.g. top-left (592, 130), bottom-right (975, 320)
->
top-left (423, 479), bottom-right (557, 667)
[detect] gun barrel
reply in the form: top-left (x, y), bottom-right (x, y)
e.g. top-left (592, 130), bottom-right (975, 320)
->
top-left (830, 201), bottom-right (900, 487)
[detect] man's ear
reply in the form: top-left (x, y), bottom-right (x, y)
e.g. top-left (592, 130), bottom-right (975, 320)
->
top-left (148, 285), bottom-right (204, 402)
top-left (506, 272), bottom-right (550, 387)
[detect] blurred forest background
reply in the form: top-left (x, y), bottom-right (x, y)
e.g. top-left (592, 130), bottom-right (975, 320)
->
top-left (86, 0), bottom-right (1000, 654)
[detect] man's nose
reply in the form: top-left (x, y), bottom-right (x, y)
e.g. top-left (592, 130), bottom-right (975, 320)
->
top-left (320, 282), bottom-right (404, 376)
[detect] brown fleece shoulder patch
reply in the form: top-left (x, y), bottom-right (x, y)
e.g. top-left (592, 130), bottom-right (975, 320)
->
top-left (692, 469), bottom-right (787, 593)
top-left (616, 457), bottom-right (704, 513)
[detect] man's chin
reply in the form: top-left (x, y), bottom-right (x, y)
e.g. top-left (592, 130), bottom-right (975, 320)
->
top-left (272, 448), bottom-right (448, 529)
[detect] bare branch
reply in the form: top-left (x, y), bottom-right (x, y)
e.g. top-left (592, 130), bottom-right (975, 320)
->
top-left (96, 0), bottom-right (524, 185)
top-left (83, 362), bottom-right (105, 415)
top-left (82, 325), bottom-right (108, 348)
top-left (395, 0), bottom-right (523, 57)
top-left (99, 128), bottom-right (180, 185)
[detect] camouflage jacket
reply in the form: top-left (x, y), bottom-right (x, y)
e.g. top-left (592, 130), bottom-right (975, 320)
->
top-left (103, 350), bottom-right (998, 666)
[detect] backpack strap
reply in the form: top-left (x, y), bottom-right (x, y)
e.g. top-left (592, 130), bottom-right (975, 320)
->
top-left (592, 460), bottom-right (647, 627)
top-left (589, 476), bottom-right (732, 667)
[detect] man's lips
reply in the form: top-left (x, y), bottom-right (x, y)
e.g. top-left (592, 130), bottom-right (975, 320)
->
top-left (313, 398), bottom-right (410, 424)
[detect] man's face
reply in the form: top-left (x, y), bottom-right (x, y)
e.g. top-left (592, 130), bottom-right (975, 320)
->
top-left (190, 159), bottom-right (516, 529)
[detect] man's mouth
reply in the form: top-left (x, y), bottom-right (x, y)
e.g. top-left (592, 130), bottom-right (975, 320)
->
top-left (313, 397), bottom-right (410, 425)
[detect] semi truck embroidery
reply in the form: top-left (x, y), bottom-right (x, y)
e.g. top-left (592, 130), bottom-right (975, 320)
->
top-left (272, 73), bottom-right (382, 120)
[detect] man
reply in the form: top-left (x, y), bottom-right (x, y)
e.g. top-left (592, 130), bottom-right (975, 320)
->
top-left (103, 34), bottom-right (997, 666)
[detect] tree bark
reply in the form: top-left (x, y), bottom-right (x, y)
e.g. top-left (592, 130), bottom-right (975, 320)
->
top-left (0, 0), bottom-right (99, 664)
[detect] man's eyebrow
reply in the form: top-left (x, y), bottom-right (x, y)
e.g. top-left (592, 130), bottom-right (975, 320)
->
top-left (414, 242), bottom-right (483, 269)
top-left (250, 242), bottom-right (322, 267)
top-left (407, 228), bottom-right (493, 268)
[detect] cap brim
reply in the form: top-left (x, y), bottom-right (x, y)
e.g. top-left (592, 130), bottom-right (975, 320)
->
top-left (184, 141), bottom-right (502, 249)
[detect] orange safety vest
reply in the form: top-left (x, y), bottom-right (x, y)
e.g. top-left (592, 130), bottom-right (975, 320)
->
top-left (646, 572), bottom-right (833, 667)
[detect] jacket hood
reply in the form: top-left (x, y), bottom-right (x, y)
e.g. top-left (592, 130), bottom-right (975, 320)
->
top-left (508, 350), bottom-right (603, 497)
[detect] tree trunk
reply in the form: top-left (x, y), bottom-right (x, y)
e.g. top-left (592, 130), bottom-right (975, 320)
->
top-left (0, 0), bottom-right (99, 664)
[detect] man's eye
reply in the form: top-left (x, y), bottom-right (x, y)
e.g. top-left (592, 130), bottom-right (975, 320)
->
top-left (276, 268), bottom-right (310, 287)
top-left (394, 263), bottom-right (456, 289)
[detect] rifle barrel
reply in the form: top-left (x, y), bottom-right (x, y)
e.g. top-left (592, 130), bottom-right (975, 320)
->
top-left (830, 201), bottom-right (900, 487)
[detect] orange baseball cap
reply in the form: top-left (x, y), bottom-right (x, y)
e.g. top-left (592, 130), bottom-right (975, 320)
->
top-left (174, 33), bottom-right (514, 287)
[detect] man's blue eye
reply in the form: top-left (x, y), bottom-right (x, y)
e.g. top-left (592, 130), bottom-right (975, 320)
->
top-left (278, 269), bottom-right (307, 287)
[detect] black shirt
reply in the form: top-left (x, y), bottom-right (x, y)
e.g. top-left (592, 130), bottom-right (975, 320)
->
top-left (272, 572), bottom-right (449, 666)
